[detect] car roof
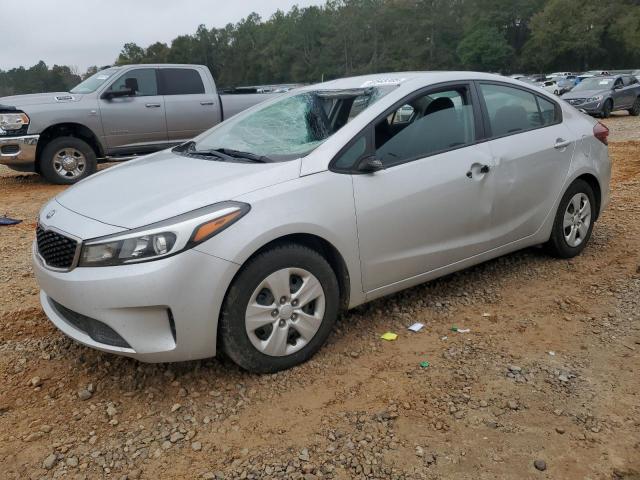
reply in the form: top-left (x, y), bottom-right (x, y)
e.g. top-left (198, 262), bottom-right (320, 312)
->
top-left (300, 71), bottom-right (520, 91)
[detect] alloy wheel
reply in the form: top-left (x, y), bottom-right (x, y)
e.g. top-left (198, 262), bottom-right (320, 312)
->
top-left (563, 193), bottom-right (591, 247)
top-left (245, 268), bottom-right (326, 357)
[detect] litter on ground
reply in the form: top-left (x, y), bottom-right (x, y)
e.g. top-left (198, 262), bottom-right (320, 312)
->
top-left (408, 322), bottom-right (424, 332)
top-left (380, 332), bottom-right (398, 341)
top-left (420, 361), bottom-right (430, 368)
top-left (0, 217), bottom-right (22, 226)
top-left (451, 326), bottom-right (471, 333)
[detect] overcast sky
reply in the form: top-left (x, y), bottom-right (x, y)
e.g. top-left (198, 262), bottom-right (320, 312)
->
top-left (2, 0), bottom-right (325, 72)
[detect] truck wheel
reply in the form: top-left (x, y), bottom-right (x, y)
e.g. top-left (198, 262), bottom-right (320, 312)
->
top-left (628, 97), bottom-right (640, 116)
top-left (219, 243), bottom-right (339, 373)
top-left (601, 99), bottom-right (613, 119)
top-left (39, 136), bottom-right (97, 185)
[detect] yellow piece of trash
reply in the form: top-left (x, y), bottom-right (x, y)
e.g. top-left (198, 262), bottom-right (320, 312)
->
top-left (381, 332), bottom-right (398, 341)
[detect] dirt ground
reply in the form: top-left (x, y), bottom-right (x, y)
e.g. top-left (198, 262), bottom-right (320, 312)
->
top-left (0, 113), bottom-right (639, 480)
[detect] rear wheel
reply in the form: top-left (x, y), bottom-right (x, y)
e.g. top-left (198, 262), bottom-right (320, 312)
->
top-left (601, 99), bottom-right (613, 118)
top-left (219, 243), bottom-right (339, 373)
top-left (39, 136), bottom-right (97, 185)
top-left (545, 179), bottom-right (596, 258)
top-left (628, 97), bottom-right (640, 116)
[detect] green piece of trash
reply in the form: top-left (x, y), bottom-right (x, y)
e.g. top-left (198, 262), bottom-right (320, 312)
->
top-left (451, 326), bottom-right (459, 332)
top-left (420, 361), bottom-right (430, 368)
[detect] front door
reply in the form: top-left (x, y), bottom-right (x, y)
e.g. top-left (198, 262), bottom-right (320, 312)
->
top-left (476, 82), bottom-right (575, 245)
top-left (98, 68), bottom-right (168, 152)
top-left (351, 84), bottom-right (496, 292)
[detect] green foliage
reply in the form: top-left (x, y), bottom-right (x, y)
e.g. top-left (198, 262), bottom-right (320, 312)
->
top-left (0, 61), bottom-right (81, 97)
top-left (458, 26), bottom-right (514, 71)
top-left (2, 0), bottom-right (639, 96)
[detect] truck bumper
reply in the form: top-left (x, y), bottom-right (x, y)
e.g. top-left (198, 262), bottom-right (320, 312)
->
top-left (0, 134), bottom-right (39, 171)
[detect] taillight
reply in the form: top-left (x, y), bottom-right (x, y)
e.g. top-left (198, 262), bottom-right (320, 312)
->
top-left (593, 122), bottom-right (609, 145)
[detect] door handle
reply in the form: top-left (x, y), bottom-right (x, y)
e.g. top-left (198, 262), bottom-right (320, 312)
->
top-left (554, 138), bottom-right (571, 149)
top-left (145, 103), bottom-right (161, 108)
top-left (200, 101), bottom-right (214, 106)
top-left (466, 164), bottom-right (490, 178)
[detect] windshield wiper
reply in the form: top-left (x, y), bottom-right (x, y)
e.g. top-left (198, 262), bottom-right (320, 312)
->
top-left (209, 148), bottom-right (273, 163)
top-left (174, 142), bottom-right (272, 163)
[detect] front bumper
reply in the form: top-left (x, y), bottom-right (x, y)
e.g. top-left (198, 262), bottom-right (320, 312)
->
top-left (0, 134), bottom-right (38, 171)
top-left (33, 244), bottom-right (240, 362)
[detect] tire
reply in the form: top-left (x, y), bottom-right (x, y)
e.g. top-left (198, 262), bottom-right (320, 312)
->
top-left (39, 136), bottom-right (97, 185)
top-left (628, 97), bottom-right (640, 116)
top-left (545, 179), bottom-right (596, 259)
top-left (601, 99), bottom-right (613, 119)
top-left (219, 243), bottom-right (340, 373)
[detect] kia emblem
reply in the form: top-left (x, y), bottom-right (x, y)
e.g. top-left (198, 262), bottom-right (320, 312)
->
top-left (46, 210), bottom-right (56, 219)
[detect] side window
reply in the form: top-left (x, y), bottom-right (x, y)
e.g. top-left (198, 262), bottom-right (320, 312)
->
top-left (536, 96), bottom-right (557, 126)
top-left (108, 69), bottom-right (158, 96)
top-left (374, 86), bottom-right (476, 167)
top-left (160, 68), bottom-right (205, 95)
top-left (480, 83), bottom-right (545, 137)
top-left (614, 78), bottom-right (623, 89)
top-left (334, 136), bottom-right (367, 170)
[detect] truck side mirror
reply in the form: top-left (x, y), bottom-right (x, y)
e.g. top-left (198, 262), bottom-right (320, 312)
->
top-left (356, 155), bottom-right (385, 173)
top-left (101, 88), bottom-right (135, 100)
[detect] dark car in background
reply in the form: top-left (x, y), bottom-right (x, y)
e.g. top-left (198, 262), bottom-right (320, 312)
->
top-left (561, 74), bottom-right (640, 118)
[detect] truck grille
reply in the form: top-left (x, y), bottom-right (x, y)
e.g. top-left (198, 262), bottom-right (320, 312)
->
top-left (50, 299), bottom-right (132, 349)
top-left (567, 98), bottom-right (585, 106)
top-left (36, 225), bottom-right (79, 270)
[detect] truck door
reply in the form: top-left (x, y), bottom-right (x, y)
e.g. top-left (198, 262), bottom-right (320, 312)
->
top-left (98, 68), bottom-right (168, 153)
top-left (159, 67), bottom-right (222, 144)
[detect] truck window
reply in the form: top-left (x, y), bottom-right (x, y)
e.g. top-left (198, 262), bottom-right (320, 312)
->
top-left (160, 69), bottom-right (205, 95)
top-left (108, 69), bottom-right (158, 96)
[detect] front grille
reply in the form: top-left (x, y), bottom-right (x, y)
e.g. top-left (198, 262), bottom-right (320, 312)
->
top-left (567, 98), bottom-right (585, 106)
top-left (36, 226), bottom-right (79, 270)
top-left (50, 299), bottom-right (132, 349)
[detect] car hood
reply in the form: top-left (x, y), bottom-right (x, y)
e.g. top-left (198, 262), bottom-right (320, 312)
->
top-left (0, 92), bottom-right (82, 108)
top-left (562, 89), bottom-right (605, 99)
top-left (56, 149), bottom-right (302, 230)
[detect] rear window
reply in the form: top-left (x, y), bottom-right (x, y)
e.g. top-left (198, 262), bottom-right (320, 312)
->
top-left (160, 68), bottom-right (205, 95)
top-left (480, 83), bottom-right (558, 137)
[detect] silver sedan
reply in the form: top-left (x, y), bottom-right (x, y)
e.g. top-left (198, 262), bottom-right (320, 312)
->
top-left (33, 72), bottom-right (611, 372)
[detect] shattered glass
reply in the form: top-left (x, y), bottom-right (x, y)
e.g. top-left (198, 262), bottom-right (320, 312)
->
top-left (195, 86), bottom-right (397, 161)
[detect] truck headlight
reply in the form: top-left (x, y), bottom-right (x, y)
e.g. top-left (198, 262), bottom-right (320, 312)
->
top-left (78, 201), bottom-right (250, 267)
top-left (586, 95), bottom-right (603, 103)
top-left (0, 112), bottom-right (29, 132)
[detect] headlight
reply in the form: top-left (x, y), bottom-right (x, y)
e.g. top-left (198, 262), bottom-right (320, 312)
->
top-left (0, 112), bottom-right (29, 131)
top-left (78, 201), bottom-right (250, 267)
top-left (586, 95), bottom-right (603, 103)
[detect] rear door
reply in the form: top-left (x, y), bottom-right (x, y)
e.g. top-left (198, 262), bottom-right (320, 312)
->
top-left (159, 67), bottom-right (222, 143)
top-left (98, 68), bottom-right (168, 152)
top-left (348, 83), bottom-right (497, 292)
top-left (477, 82), bottom-right (575, 245)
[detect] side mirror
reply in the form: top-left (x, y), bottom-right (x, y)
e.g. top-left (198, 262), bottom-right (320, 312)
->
top-left (613, 84), bottom-right (623, 90)
top-left (101, 88), bottom-right (135, 100)
top-left (356, 155), bottom-right (385, 173)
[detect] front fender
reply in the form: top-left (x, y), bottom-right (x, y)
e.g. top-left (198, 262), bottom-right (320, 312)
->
top-left (193, 171), bottom-right (367, 308)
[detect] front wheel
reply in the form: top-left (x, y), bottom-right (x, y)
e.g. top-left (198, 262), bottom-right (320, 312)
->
top-left (545, 179), bottom-right (596, 258)
top-left (601, 99), bottom-right (613, 119)
top-left (219, 243), bottom-right (340, 373)
top-left (39, 136), bottom-right (97, 185)
top-left (628, 97), bottom-right (640, 116)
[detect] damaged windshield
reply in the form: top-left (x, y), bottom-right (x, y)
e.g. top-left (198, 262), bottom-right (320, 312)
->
top-left (190, 86), bottom-right (397, 161)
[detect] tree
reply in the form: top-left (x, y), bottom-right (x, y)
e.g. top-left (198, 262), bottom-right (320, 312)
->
top-left (457, 26), bottom-right (514, 72)
top-left (116, 42), bottom-right (146, 65)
